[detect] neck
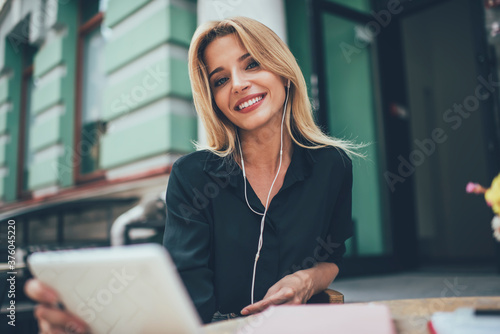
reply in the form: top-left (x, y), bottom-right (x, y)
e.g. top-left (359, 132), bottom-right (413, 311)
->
top-left (238, 121), bottom-right (293, 174)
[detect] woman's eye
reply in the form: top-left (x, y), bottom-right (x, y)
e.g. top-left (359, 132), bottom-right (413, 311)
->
top-left (214, 77), bottom-right (228, 87)
top-left (246, 61), bottom-right (259, 70)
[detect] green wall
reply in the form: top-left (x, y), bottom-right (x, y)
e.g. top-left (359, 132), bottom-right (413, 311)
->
top-left (0, 0), bottom-right (203, 201)
top-left (101, 112), bottom-right (196, 169)
top-left (56, 2), bottom-right (78, 188)
top-left (105, 0), bottom-right (152, 27)
top-left (31, 78), bottom-right (63, 115)
top-left (0, 106), bottom-right (7, 134)
top-left (33, 37), bottom-right (63, 78)
top-left (104, 4), bottom-right (195, 74)
top-left (28, 1), bottom-right (78, 190)
top-left (100, 0), bottom-right (197, 170)
top-left (24, 0), bottom-right (197, 193)
top-left (102, 57), bottom-right (192, 121)
top-left (0, 78), bottom-right (9, 104)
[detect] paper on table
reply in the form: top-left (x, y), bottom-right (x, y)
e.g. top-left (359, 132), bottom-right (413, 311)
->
top-left (236, 304), bottom-right (396, 334)
top-left (429, 308), bottom-right (500, 334)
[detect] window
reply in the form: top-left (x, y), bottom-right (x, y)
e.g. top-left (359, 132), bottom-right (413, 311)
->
top-left (74, 0), bottom-right (106, 182)
top-left (17, 44), bottom-right (37, 199)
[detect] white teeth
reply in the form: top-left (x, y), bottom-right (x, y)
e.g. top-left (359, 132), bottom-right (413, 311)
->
top-left (238, 95), bottom-right (263, 110)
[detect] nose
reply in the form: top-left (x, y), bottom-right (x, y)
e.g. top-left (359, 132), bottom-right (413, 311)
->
top-left (231, 71), bottom-right (250, 94)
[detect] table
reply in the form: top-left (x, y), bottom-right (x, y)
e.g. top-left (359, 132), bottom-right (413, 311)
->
top-left (203, 296), bottom-right (500, 334)
top-left (375, 296), bottom-right (500, 334)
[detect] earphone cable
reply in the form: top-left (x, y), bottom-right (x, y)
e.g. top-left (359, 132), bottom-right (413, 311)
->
top-left (245, 84), bottom-right (290, 304)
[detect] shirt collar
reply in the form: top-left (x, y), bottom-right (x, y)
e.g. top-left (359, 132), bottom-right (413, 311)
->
top-left (202, 152), bottom-right (241, 187)
top-left (203, 141), bottom-right (317, 187)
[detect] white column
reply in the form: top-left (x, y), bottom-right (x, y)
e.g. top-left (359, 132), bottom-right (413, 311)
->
top-left (196, 0), bottom-right (287, 146)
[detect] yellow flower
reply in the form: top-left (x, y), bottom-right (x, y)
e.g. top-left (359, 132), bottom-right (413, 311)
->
top-left (485, 174), bottom-right (500, 215)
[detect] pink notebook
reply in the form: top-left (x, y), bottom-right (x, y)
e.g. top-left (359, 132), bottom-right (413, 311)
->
top-left (239, 304), bottom-right (396, 334)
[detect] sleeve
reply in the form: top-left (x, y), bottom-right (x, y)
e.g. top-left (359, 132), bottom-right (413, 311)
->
top-left (162, 163), bottom-right (216, 324)
top-left (324, 153), bottom-right (353, 269)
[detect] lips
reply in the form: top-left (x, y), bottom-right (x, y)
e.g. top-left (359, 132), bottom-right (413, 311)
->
top-left (234, 93), bottom-right (267, 112)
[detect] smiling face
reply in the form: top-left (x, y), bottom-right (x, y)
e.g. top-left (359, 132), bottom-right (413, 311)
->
top-left (204, 34), bottom-right (287, 133)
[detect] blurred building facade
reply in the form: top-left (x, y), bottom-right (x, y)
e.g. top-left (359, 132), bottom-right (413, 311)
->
top-left (0, 0), bottom-right (499, 273)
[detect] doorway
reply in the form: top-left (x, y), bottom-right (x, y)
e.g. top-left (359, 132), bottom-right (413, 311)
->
top-left (400, 0), bottom-right (497, 264)
top-left (309, 0), bottom-right (392, 274)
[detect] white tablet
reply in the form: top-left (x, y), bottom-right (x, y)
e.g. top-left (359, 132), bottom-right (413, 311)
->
top-left (27, 243), bottom-right (202, 334)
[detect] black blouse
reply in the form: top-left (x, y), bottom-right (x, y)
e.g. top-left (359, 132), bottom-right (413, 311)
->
top-left (163, 141), bottom-right (353, 324)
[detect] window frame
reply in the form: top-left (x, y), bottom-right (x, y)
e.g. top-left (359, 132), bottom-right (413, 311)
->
top-left (73, 10), bottom-right (105, 184)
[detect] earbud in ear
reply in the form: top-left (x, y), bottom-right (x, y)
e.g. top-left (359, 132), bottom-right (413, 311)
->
top-left (287, 80), bottom-right (290, 88)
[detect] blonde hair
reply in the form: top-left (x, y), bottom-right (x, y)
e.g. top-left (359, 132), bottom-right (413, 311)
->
top-left (188, 16), bottom-right (363, 158)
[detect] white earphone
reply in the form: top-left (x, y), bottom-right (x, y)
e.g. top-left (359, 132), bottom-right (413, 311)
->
top-left (238, 79), bottom-right (291, 304)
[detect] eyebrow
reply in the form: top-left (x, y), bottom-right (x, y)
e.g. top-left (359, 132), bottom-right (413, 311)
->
top-left (208, 53), bottom-right (251, 80)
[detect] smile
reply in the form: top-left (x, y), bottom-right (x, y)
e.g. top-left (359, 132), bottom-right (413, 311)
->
top-left (235, 93), bottom-right (266, 111)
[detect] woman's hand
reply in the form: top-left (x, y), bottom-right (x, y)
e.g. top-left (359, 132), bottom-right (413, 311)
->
top-left (240, 270), bottom-right (314, 316)
top-left (24, 279), bottom-right (90, 334)
top-left (240, 262), bottom-right (339, 316)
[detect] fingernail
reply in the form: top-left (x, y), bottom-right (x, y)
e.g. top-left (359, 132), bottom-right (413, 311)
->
top-left (74, 326), bottom-right (87, 334)
top-left (66, 322), bottom-right (87, 334)
top-left (241, 309), bottom-right (248, 315)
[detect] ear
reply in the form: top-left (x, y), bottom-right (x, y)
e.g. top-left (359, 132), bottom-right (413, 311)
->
top-left (281, 76), bottom-right (288, 88)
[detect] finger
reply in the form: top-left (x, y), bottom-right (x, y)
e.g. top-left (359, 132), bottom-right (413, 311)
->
top-left (262, 286), bottom-right (281, 300)
top-left (35, 305), bottom-right (89, 333)
top-left (241, 289), bottom-right (291, 315)
top-left (24, 279), bottom-right (59, 305)
top-left (280, 298), bottom-right (302, 305)
top-left (38, 318), bottom-right (51, 334)
top-left (38, 319), bottom-right (67, 334)
top-left (64, 320), bottom-right (92, 334)
top-left (241, 299), bottom-right (271, 315)
top-left (262, 282), bottom-right (282, 299)
top-left (266, 288), bottom-right (294, 306)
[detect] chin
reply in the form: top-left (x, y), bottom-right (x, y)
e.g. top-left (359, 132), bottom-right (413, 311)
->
top-left (235, 122), bottom-right (262, 132)
top-left (238, 120), bottom-right (278, 134)
top-left (228, 107), bottom-right (282, 133)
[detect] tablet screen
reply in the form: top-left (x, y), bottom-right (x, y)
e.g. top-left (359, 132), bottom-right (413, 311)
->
top-left (28, 244), bottom-right (202, 334)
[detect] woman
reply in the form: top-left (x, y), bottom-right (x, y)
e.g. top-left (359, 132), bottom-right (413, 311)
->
top-left (25, 16), bottom-right (360, 331)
